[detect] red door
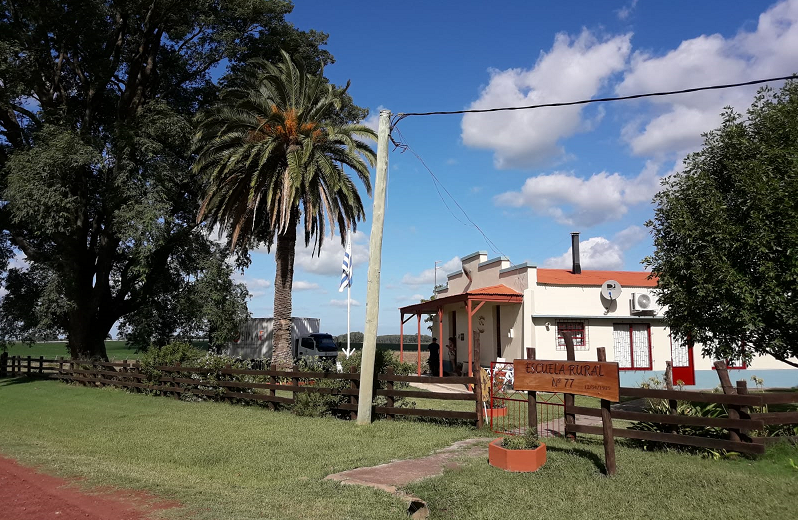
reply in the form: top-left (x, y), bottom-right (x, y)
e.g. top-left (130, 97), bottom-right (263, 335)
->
top-left (671, 336), bottom-right (695, 386)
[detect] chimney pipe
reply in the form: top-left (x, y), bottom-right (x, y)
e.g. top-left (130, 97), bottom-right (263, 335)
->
top-left (571, 232), bottom-right (581, 274)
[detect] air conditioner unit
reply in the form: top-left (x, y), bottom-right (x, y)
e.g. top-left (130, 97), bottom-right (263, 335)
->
top-left (631, 292), bottom-right (656, 314)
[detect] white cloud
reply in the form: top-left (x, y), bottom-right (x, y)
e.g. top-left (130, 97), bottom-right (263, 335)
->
top-left (617, 0), bottom-right (798, 156)
top-left (461, 29), bottom-right (631, 168)
top-left (543, 226), bottom-right (648, 270)
top-left (493, 161), bottom-right (662, 227)
top-left (293, 280), bottom-right (321, 291)
top-left (613, 225), bottom-right (648, 250)
top-left (330, 298), bottom-right (361, 307)
top-left (616, 0), bottom-right (638, 20)
top-left (248, 278), bottom-right (271, 288)
top-left (401, 257), bottom-right (462, 286)
top-left (257, 229), bottom-right (369, 277)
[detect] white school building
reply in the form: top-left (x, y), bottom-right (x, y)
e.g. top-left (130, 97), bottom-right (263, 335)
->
top-left (398, 240), bottom-right (797, 389)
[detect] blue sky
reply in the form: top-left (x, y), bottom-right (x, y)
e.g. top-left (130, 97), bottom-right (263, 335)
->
top-left (8, 1), bottom-right (793, 340)
top-left (226, 0), bottom-right (798, 337)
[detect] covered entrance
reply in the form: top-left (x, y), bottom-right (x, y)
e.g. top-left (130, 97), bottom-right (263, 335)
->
top-left (398, 285), bottom-right (523, 377)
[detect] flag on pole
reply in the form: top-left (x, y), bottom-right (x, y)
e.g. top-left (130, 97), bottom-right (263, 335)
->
top-left (338, 231), bottom-right (352, 292)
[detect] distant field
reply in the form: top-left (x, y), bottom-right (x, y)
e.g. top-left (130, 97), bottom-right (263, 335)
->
top-left (3, 341), bottom-right (141, 360)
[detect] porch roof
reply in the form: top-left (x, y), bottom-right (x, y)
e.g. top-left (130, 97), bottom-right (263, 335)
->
top-left (399, 284), bottom-right (522, 315)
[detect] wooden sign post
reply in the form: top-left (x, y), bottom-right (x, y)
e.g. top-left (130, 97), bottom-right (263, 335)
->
top-left (514, 351), bottom-right (620, 475)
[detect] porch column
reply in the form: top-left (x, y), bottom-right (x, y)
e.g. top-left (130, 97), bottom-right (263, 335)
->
top-left (399, 312), bottom-right (404, 363)
top-left (417, 313), bottom-right (422, 376)
top-left (467, 299), bottom-right (472, 378)
top-left (438, 307), bottom-right (443, 377)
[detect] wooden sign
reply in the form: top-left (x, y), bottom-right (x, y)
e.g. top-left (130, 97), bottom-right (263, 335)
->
top-left (513, 360), bottom-right (620, 402)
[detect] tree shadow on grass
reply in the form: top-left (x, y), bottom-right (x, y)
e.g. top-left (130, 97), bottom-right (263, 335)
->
top-left (546, 444), bottom-right (609, 475)
top-left (0, 376), bottom-right (48, 388)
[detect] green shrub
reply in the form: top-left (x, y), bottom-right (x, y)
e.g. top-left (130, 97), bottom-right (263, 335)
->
top-left (292, 357), bottom-right (349, 417)
top-left (139, 341), bottom-right (205, 388)
top-left (291, 349), bottom-right (416, 418)
top-left (501, 430), bottom-right (540, 450)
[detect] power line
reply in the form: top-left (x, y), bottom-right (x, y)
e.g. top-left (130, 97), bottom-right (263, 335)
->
top-left (393, 74), bottom-right (795, 121)
top-left (392, 126), bottom-right (508, 259)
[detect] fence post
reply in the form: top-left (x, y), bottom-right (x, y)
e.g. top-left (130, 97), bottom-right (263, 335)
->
top-left (473, 332), bottom-right (483, 428)
top-left (385, 367), bottom-right (395, 420)
top-left (39, 355), bottom-right (44, 375)
top-left (268, 369), bottom-right (277, 411)
top-left (526, 347), bottom-right (537, 434)
top-left (0, 351), bottom-right (7, 377)
top-left (562, 332), bottom-right (577, 440)
top-left (26, 355), bottom-right (31, 376)
top-left (134, 361), bottom-right (142, 393)
top-left (291, 365), bottom-right (300, 406)
top-left (174, 362), bottom-right (182, 400)
top-left (597, 347), bottom-right (616, 476)
top-left (349, 366), bottom-right (358, 421)
top-left (664, 361), bottom-right (678, 433)
top-left (713, 360), bottom-right (740, 443)
top-left (736, 380), bottom-right (751, 441)
top-left (58, 356), bottom-right (64, 379)
top-left (121, 359), bottom-right (128, 388)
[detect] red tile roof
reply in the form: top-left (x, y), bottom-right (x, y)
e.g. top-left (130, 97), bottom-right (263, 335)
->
top-left (465, 284), bottom-right (522, 296)
top-left (536, 269), bottom-right (657, 287)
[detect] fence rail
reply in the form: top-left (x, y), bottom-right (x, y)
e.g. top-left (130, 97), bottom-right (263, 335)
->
top-left (0, 354), bottom-right (481, 425)
top-left (564, 374), bottom-right (798, 455)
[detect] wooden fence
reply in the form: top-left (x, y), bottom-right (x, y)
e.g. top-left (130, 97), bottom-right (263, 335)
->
top-left (0, 354), bottom-right (482, 425)
top-left (562, 362), bottom-right (798, 455)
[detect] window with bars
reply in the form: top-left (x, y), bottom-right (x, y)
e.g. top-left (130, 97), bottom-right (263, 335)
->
top-left (556, 321), bottom-right (588, 351)
top-left (613, 323), bottom-right (652, 370)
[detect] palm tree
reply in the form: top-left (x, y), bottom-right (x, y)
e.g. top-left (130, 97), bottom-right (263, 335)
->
top-left (192, 50), bottom-right (377, 368)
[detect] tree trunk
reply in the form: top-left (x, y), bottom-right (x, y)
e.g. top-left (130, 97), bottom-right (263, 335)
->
top-left (66, 308), bottom-right (111, 361)
top-left (272, 217), bottom-right (298, 370)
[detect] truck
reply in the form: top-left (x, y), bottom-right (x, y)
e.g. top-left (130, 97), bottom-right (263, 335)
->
top-left (226, 317), bottom-right (338, 363)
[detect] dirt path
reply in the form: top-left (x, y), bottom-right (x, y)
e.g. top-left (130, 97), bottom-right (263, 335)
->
top-left (0, 455), bottom-right (180, 520)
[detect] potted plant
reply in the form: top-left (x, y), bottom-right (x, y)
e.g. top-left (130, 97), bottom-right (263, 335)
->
top-left (489, 430), bottom-right (546, 472)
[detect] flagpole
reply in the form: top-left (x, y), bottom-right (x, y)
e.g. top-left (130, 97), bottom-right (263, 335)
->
top-left (347, 230), bottom-right (351, 355)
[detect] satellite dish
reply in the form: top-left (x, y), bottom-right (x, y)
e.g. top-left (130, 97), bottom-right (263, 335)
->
top-left (601, 280), bottom-right (622, 300)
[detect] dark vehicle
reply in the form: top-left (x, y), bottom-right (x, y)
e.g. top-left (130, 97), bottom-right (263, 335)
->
top-left (293, 333), bottom-right (339, 363)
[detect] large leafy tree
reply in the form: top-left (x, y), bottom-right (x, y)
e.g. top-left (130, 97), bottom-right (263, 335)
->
top-left (193, 51), bottom-right (376, 368)
top-left (0, 1), bottom-right (358, 359)
top-left (646, 79), bottom-right (798, 368)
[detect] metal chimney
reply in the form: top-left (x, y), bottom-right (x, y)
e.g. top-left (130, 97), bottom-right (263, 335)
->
top-left (571, 232), bottom-right (581, 274)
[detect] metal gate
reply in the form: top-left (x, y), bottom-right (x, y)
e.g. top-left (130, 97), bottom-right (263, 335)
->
top-left (488, 361), bottom-right (564, 437)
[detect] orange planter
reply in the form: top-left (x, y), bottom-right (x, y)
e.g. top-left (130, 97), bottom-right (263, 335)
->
top-left (485, 407), bottom-right (508, 418)
top-left (488, 438), bottom-right (547, 472)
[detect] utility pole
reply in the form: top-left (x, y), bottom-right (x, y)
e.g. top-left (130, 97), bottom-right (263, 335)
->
top-left (357, 109), bottom-right (391, 425)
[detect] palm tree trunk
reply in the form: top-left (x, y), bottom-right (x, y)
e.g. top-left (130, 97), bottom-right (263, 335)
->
top-left (272, 215), bottom-right (298, 370)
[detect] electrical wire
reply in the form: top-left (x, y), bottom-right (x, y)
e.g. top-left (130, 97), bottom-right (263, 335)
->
top-left (393, 74), bottom-right (796, 122)
top-left (392, 126), bottom-right (508, 259)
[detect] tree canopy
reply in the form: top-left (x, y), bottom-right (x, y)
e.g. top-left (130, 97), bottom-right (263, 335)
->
top-left (646, 79), bottom-right (798, 368)
top-left (0, 0), bottom-right (364, 359)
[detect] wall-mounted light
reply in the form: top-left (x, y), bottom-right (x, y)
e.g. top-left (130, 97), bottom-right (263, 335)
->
top-left (544, 322), bottom-right (550, 331)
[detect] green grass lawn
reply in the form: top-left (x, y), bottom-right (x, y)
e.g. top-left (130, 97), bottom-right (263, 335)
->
top-left (407, 437), bottom-right (798, 520)
top-left (0, 378), bottom-right (483, 519)
top-left (1, 377), bottom-right (796, 520)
